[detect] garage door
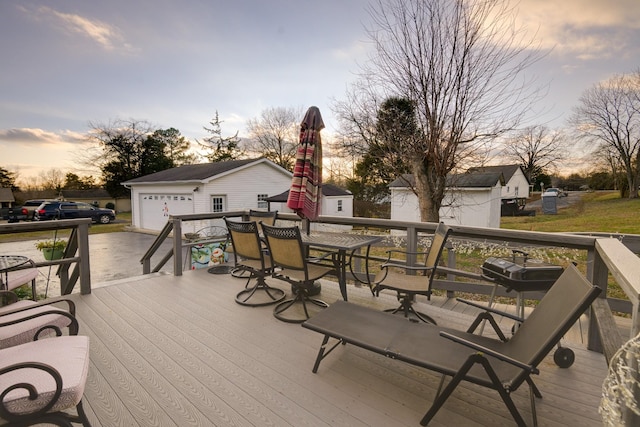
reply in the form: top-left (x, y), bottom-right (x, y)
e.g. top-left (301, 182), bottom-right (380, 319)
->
top-left (140, 193), bottom-right (194, 231)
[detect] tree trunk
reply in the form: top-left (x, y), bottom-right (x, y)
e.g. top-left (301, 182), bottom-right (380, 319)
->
top-left (629, 174), bottom-right (639, 199)
top-left (413, 163), bottom-right (443, 222)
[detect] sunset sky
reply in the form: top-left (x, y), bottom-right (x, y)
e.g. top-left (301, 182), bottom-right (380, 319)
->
top-left (1, 0), bottom-right (639, 181)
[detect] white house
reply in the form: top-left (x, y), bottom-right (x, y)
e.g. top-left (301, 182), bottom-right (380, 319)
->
top-left (123, 158), bottom-right (294, 233)
top-left (390, 171), bottom-right (504, 228)
top-left (468, 164), bottom-right (530, 199)
top-left (265, 183), bottom-right (354, 231)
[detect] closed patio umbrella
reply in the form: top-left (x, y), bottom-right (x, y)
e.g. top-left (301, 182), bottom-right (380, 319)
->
top-left (287, 106), bottom-right (324, 221)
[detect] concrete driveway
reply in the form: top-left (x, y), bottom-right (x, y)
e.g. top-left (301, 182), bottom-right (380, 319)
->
top-left (0, 231), bottom-right (176, 298)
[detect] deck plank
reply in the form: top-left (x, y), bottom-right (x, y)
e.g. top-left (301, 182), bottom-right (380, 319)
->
top-left (66, 268), bottom-right (608, 426)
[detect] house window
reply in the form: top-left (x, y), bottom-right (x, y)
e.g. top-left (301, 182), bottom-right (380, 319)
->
top-left (337, 200), bottom-right (343, 212)
top-left (257, 194), bottom-right (268, 209)
top-left (211, 196), bottom-right (225, 213)
top-left (515, 186), bottom-right (519, 197)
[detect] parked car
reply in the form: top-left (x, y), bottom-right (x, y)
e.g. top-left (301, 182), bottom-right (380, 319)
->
top-left (3, 200), bottom-right (46, 222)
top-left (543, 188), bottom-right (567, 197)
top-left (34, 201), bottom-right (116, 224)
top-left (20, 200), bottom-right (48, 220)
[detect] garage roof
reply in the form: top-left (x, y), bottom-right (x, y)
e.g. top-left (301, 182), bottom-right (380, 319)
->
top-left (123, 158), bottom-right (287, 185)
top-left (467, 164), bottom-right (529, 184)
top-left (390, 171), bottom-right (504, 188)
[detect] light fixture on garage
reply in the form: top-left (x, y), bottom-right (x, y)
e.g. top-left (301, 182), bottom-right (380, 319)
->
top-left (193, 187), bottom-right (200, 192)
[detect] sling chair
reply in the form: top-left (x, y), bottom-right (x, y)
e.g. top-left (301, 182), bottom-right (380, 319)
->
top-left (373, 222), bottom-right (451, 324)
top-left (224, 217), bottom-right (285, 306)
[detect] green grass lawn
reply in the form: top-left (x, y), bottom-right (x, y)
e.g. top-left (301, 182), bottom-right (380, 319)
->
top-left (0, 212), bottom-right (132, 243)
top-left (501, 191), bottom-right (640, 234)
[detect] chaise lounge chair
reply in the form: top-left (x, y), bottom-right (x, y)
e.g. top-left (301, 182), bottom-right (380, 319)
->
top-left (302, 264), bottom-right (601, 426)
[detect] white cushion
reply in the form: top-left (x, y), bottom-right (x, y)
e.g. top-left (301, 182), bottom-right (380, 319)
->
top-left (4, 268), bottom-right (37, 291)
top-left (0, 336), bottom-right (89, 418)
top-left (0, 301), bottom-right (73, 349)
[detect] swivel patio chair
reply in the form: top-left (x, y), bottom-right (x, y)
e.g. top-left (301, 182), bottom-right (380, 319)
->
top-left (261, 223), bottom-right (337, 323)
top-left (230, 210), bottom-right (278, 278)
top-left (248, 209), bottom-right (278, 231)
top-left (373, 222), bottom-right (451, 324)
top-left (224, 218), bottom-right (286, 306)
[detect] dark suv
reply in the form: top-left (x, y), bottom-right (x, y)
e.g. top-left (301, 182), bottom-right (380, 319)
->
top-left (34, 201), bottom-right (116, 224)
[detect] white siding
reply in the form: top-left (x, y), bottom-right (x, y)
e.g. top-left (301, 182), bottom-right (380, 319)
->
top-left (390, 188), bottom-right (420, 223)
top-left (129, 162), bottom-right (293, 232)
top-left (440, 186), bottom-right (501, 228)
top-left (391, 185), bottom-right (502, 228)
top-left (502, 169), bottom-right (530, 199)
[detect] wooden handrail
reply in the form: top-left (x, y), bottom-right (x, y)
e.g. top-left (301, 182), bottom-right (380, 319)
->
top-left (0, 218), bottom-right (92, 295)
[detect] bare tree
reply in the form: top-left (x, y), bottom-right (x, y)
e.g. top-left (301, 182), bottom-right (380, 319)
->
top-left (504, 125), bottom-right (566, 183)
top-left (245, 106), bottom-right (302, 170)
top-left (571, 71), bottom-right (640, 198)
top-left (41, 168), bottom-right (65, 192)
top-left (334, 0), bottom-right (543, 221)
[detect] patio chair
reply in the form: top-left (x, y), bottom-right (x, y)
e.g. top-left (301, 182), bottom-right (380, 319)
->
top-left (229, 210), bottom-right (278, 278)
top-left (2, 259), bottom-right (38, 301)
top-left (248, 209), bottom-right (278, 231)
top-left (0, 293), bottom-right (78, 349)
top-left (224, 218), bottom-right (286, 306)
top-left (373, 222), bottom-right (451, 324)
top-left (303, 264), bottom-right (601, 426)
top-left (0, 335), bottom-right (91, 426)
top-left (261, 223), bottom-right (338, 323)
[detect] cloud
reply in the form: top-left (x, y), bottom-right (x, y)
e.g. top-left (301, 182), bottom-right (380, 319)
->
top-left (23, 5), bottom-right (136, 53)
top-left (517, 0), bottom-right (640, 60)
top-left (0, 128), bottom-right (86, 146)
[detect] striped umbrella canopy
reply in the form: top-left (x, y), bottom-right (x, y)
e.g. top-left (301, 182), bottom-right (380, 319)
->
top-left (286, 106), bottom-right (324, 220)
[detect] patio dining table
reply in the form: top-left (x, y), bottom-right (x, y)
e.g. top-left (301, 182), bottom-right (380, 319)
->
top-left (301, 232), bottom-right (382, 301)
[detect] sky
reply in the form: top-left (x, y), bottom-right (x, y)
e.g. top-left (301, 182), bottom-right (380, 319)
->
top-left (1, 0), bottom-right (639, 182)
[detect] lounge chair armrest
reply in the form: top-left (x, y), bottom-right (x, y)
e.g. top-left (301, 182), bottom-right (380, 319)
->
top-left (0, 297), bottom-right (76, 317)
top-left (439, 331), bottom-right (539, 374)
top-left (457, 298), bottom-right (524, 323)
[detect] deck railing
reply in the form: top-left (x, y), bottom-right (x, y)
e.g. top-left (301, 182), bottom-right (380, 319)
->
top-left (0, 218), bottom-right (92, 295)
top-left (141, 211), bottom-right (640, 357)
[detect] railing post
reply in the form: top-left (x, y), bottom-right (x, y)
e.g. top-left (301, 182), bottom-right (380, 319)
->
top-left (588, 248), bottom-right (608, 352)
top-left (406, 226), bottom-right (418, 271)
top-left (173, 218), bottom-right (183, 276)
top-left (446, 242), bottom-right (456, 298)
top-left (77, 221), bottom-right (92, 295)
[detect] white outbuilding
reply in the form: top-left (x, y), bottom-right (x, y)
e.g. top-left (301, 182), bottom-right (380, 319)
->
top-left (123, 158), bottom-right (294, 233)
top-left (390, 171), bottom-right (504, 228)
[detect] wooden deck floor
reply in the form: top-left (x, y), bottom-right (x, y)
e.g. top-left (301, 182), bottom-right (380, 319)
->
top-left (66, 268), bottom-right (609, 426)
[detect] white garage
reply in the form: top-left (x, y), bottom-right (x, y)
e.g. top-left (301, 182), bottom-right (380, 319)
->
top-left (138, 193), bottom-right (194, 231)
top-left (123, 158), bottom-right (295, 233)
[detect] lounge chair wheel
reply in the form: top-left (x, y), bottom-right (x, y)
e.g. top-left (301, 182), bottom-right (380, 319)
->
top-left (553, 346), bottom-right (575, 368)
